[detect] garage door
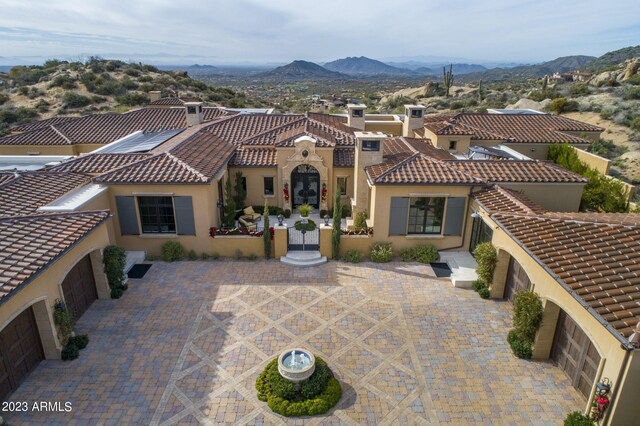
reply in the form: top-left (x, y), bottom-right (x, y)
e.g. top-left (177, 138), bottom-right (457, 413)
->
top-left (61, 255), bottom-right (97, 320)
top-left (0, 307), bottom-right (44, 401)
top-left (504, 257), bottom-right (532, 303)
top-left (551, 310), bottom-right (601, 399)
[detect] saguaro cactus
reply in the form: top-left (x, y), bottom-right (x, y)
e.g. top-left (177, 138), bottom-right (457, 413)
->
top-left (542, 75), bottom-right (548, 91)
top-left (443, 64), bottom-right (454, 98)
top-left (478, 79), bottom-right (484, 102)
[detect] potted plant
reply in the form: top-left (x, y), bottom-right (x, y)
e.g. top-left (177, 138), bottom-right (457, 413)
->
top-left (297, 204), bottom-right (312, 218)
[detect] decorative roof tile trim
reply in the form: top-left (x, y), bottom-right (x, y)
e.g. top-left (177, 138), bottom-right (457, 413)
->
top-left (492, 212), bottom-right (640, 342)
top-left (0, 210), bottom-right (110, 304)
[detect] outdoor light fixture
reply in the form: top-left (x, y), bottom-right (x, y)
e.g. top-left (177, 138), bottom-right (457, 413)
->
top-left (324, 214), bottom-right (330, 226)
top-left (216, 199), bottom-right (223, 208)
top-left (471, 212), bottom-right (480, 219)
top-left (277, 214), bottom-right (284, 226)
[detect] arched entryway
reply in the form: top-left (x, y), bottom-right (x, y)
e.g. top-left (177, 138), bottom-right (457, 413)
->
top-left (291, 164), bottom-right (320, 209)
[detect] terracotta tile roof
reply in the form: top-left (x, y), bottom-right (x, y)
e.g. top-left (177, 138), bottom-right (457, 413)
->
top-left (333, 148), bottom-right (355, 167)
top-left (95, 129), bottom-right (235, 184)
top-left (50, 153), bottom-right (151, 174)
top-left (472, 185), bottom-right (546, 215)
top-left (149, 97), bottom-right (202, 106)
top-left (0, 172), bottom-right (92, 217)
top-left (423, 113), bottom-right (602, 144)
top-left (401, 137), bottom-right (456, 160)
top-left (207, 114), bottom-right (304, 144)
top-left (230, 148), bottom-right (277, 167)
top-left (446, 160), bottom-right (587, 183)
top-left (368, 153), bottom-right (480, 185)
top-left (11, 116), bottom-right (78, 133)
top-left (0, 211), bottom-right (110, 302)
top-left (0, 173), bottom-right (17, 185)
top-left (240, 118), bottom-right (307, 146)
top-left (493, 212), bottom-right (640, 338)
top-left (0, 107), bottom-right (231, 146)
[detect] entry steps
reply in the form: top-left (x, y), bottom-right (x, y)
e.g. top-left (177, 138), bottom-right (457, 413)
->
top-left (124, 251), bottom-right (146, 274)
top-left (438, 251), bottom-right (478, 288)
top-left (280, 250), bottom-right (327, 267)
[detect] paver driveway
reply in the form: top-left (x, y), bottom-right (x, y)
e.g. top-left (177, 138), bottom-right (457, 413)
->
top-left (5, 260), bottom-right (584, 425)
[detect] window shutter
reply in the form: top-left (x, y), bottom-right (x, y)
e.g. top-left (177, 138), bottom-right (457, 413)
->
top-left (174, 196), bottom-right (196, 236)
top-left (115, 196), bottom-right (139, 235)
top-left (389, 197), bottom-right (409, 236)
top-left (443, 197), bottom-right (466, 236)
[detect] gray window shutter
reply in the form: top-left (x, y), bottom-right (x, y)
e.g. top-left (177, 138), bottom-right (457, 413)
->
top-left (174, 196), bottom-right (196, 236)
top-left (115, 196), bottom-right (139, 235)
top-left (389, 197), bottom-right (409, 236)
top-left (444, 197), bottom-right (466, 236)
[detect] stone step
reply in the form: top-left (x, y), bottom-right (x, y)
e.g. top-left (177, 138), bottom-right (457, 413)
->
top-left (124, 250), bottom-right (146, 273)
top-left (280, 250), bottom-right (327, 267)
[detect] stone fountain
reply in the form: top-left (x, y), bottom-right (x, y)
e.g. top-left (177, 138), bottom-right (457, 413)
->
top-left (278, 348), bottom-right (315, 382)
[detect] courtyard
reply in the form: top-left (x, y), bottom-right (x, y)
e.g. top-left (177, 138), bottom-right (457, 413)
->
top-left (5, 260), bottom-right (583, 425)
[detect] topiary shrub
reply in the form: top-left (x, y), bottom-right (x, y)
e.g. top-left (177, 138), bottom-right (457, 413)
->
top-left (256, 357), bottom-right (342, 417)
top-left (283, 209), bottom-right (291, 218)
top-left (297, 204), bottom-right (312, 217)
top-left (473, 242), bottom-right (497, 284)
top-left (68, 334), bottom-right (89, 350)
top-left (370, 243), bottom-right (393, 263)
top-left (508, 291), bottom-right (543, 359)
top-left (564, 411), bottom-right (595, 426)
top-left (399, 245), bottom-right (438, 263)
top-left (507, 329), bottom-right (533, 359)
top-left (161, 241), bottom-right (184, 262)
top-left (471, 279), bottom-right (490, 299)
top-left (353, 211), bottom-right (367, 229)
top-left (61, 342), bottom-right (79, 361)
top-left (342, 250), bottom-right (364, 263)
top-left (102, 245), bottom-right (126, 290)
top-left (294, 219), bottom-right (316, 231)
top-left (111, 288), bottom-right (124, 299)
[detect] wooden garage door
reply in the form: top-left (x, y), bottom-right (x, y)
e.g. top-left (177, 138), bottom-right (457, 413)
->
top-left (551, 310), bottom-right (601, 399)
top-left (504, 257), bottom-right (532, 303)
top-left (61, 255), bottom-right (97, 320)
top-left (0, 307), bottom-right (44, 401)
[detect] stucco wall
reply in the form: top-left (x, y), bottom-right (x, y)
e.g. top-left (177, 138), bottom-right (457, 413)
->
top-left (0, 221), bottom-right (111, 359)
top-left (108, 182), bottom-right (218, 256)
top-left (210, 235), bottom-right (266, 258)
top-left (574, 147), bottom-right (611, 174)
top-left (500, 183), bottom-right (584, 212)
top-left (364, 121), bottom-right (402, 135)
top-left (228, 167), bottom-right (279, 208)
top-left (369, 184), bottom-right (472, 251)
top-left (504, 143), bottom-right (591, 161)
top-left (0, 145), bottom-right (77, 156)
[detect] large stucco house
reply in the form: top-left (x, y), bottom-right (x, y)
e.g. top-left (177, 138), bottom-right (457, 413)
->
top-left (0, 99), bottom-right (638, 424)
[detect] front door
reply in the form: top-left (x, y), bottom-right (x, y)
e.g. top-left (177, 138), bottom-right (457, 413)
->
top-left (291, 165), bottom-right (320, 208)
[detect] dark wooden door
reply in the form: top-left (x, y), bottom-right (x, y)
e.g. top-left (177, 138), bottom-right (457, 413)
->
top-left (551, 310), bottom-right (601, 399)
top-left (0, 307), bottom-right (44, 401)
top-left (61, 255), bottom-right (97, 320)
top-left (504, 257), bottom-right (532, 303)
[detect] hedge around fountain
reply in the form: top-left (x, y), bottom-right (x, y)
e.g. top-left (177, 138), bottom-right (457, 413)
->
top-left (256, 357), bottom-right (342, 417)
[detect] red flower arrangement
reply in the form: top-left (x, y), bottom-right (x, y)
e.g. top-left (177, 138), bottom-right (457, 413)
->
top-left (321, 182), bottom-right (327, 202)
top-left (209, 226), bottom-right (275, 240)
top-left (283, 182), bottom-right (289, 202)
top-left (341, 227), bottom-right (374, 236)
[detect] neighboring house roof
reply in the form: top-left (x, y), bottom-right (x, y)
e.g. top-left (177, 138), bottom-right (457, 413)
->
top-left (446, 160), bottom-right (587, 183)
top-left (493, 212), bottom-right (640, 339)
top-left (0, 107), bottom-right (231, 146)
top-left (0, 171), bottom-right (92, 217)
top-left (149, 97), bottom-right (202, 106)
top-left (0, 211), bottom-right (110, 303)
top-left (423, 113), bottom-right (603, 144)
top-left (95, 130), bottom-right (235, 184)
top-left (51, 153), bottom-right (152, 174)
top-left (11, 116), bottom-right (79, 133)
top-left (472, 185), bottom-right (546, 215)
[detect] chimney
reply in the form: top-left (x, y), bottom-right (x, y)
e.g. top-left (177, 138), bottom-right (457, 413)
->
top-left (402, 104), bottom-right (426, 137)
top-left (347, 103), bottom-right (366, 130)
top-left (184, 102), bottom-right (204, 126)
top-left (353, 131), bottom-right (387, 216)
top-left (149, 91), bottom-right (162, 103)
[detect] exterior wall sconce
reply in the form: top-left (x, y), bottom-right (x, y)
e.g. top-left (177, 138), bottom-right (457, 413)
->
top-left (324, 214), bottom-right (330, 226)
top-left (277, 214), bottom-right (284, 226)
top-left (216, 199), bottom-right (223, 208)
top-left (591, 377), bottom-right (611, 421)
top-left (471, 212), bottom-right (480, 219)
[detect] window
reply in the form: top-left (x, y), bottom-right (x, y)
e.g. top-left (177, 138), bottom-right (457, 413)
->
top-left (187, 106), bottom-right (196, 114)
top-left (407, 197), bottom-right (445, 234)
top-left (410, 109), bottom-right (423, 118)
top-left (263, 176), bottom-right (274, 195)
top-left (362, 140), bottom-right (380, 151)
top-left (241, 176), bottom-right (247, 192)
top-left (137, 196), bottom-right (176, 234)
top-left (337, 177), bottom-right (347, 196)
top-left (449, 140), bottom-right (457, 150)
top-left (352, 109), bottom-right (363, 117)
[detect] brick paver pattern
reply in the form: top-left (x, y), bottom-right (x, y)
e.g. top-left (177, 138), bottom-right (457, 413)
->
top-left (5, 260), bottom-right (584, 425)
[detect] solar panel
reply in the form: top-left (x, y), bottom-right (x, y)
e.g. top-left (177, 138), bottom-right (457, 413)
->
top-left (97, 129), bottom-right (184, 154)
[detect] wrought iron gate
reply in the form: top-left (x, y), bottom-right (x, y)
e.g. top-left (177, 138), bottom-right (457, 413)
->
top-left (287, 226), bottom-right (319, 251)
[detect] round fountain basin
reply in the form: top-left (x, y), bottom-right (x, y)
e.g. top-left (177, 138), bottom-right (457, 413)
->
top-left (278, 348), bottom-right (315, 382)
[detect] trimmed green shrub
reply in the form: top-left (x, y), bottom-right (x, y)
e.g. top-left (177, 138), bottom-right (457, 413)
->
top-left (263, 201), bottom-right (272, 259)
top-left (211, 252), bottom-right (220, 260)
top-left (507, 329), bottom-right (533, 359)
top-left (294, 219), bottom-right (316, 231)
top-left (187, 249), bottom-right (198, 261)
top-left (233, 171), bottom-right (247, 208)
top-left (342, 250), bottom-right (364, 263)
top-left (353, 211), bottom-right (367, 229)
top-left (283, 209), bottom-right (291, 218)
top-left (256, 357), bottom-right (342, 417)
top-left (102, 245), bottom-right (126, 290)
top-left (399, 244), bottom-right (438, 263)
top-left (61, 342), bottom-right (79, 361)
top-left (69, 334), bottom-right (89, 350)
top-left (471, 279), bottom-right (490, 299)
top-left (111, 288), bottom-right (124, 299)
top-left (473, 242), bottom-right (497, 284)
top-left (564, 411), bottom-right (595, 426)
top-left (370, 243), bottom-right (393, 263)
top-left (161, 241), bottom-right (184, 262)
top-left (332, 192), bottom-right (341, 259)
top-left (201, 253), bottom-right (210, 260)
top-left (297, 204), bottom-right (312, 217)
top-left (52, 300), bottom-right (75, 343)
top-left (508, 291), bottom-right (543, 359)
top-left (223, 179), bottom-right (236, 227)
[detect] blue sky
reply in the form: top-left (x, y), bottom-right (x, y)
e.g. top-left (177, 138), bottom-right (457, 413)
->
top-left (0, 0), bottom-right (638, 65)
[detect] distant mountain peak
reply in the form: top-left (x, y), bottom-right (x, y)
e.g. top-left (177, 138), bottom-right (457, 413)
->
top-left (324, 56), bottom-right (414, 76)
top-left (258, 60), bottom-right (346, 80)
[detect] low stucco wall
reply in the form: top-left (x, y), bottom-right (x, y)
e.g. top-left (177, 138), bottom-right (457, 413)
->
top-left (339, 235), bottom-right (373, 258)
top-left (574, 147), bottom-right (611, 174)
top-left (210, 235), bottom-right (265, 258)
top-left (0, 222), bottom-right (111, 359)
